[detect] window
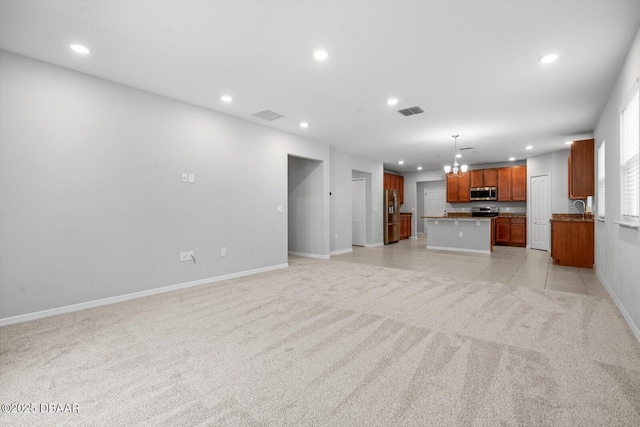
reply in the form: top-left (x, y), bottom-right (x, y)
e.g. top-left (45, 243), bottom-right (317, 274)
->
top-left (598, 140), bottom-right (605, 218)
top-left (620, 82), bottom-right (639, 221)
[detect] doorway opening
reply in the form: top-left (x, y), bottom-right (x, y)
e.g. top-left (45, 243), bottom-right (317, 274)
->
top-left (351, 170), bottom-right (372, 246)
top-left (288, 155), bottom-right (325, 258)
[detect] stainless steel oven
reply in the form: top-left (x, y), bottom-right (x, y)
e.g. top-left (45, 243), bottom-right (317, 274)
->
top-left (470, 187), bottom-right (497, 201)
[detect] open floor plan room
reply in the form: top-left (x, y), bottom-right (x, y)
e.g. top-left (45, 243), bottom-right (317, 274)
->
top-left (1, 240), bottom-right (639, 426)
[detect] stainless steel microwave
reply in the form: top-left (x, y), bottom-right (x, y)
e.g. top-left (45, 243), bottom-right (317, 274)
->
top-left (470, 187), bottom-right (497, 201)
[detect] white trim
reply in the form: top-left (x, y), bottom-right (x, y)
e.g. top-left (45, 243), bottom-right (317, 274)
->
top-left (597, 270), bottom-right (640, 344)
top-left (426, 245), bottom-right (491, 254)
top-left (288, 251), bottom-right (330, 259)
top-left (410, 236), bottom-right (418, 240)
top-left (330, 248), bottom-right (353, 256)
top-left (613, 220), bottom-right (639, 229)
top-left (0, 263), bottom-right (289, 327)
top-left (364, 242), bottom-right (384, 248)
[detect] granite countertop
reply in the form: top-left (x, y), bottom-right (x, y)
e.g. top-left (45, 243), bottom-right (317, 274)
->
top-left (421, 216), bottom-right (491, 220)
top-left (552, 213), bottom-right (594, 222)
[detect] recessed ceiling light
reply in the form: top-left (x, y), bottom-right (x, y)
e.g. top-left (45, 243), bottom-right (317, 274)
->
top-left (509, 157), bottom-right (516, 161)
top-left (221, 95), bottom-right (233, 103)
top-left (565, 141), bottom-right (573, 145)
top-left (539, 53), bottom-right (558, 64)
top-left (70, 44), bottom-right (90, 55)
top-left (455, 154), bottom-right (462, 158)
top-left (387, 98), bottom-right (398, 106)
top-left (299, 122), bottom-right (309, 128)
top-left (398, 160), bottom-right (404, 165)
top-left (525, 145), bottom-right (533, 150)
top-left (313, 50), bottom-right (328, 61)
top-left (417, 166), bottom-right (422, 170)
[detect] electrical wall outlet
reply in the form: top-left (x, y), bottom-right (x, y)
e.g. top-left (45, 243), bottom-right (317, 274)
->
top-left (188, 173), bottom-right (195, 183)
top-left (221, 247), bottom-right (226, 257)
top-left (458, 232), bottom-right (463, 238)
top-left (182, 173), bottom-right (188, 182)
top-left (180, 251), bottom-right (194, 261)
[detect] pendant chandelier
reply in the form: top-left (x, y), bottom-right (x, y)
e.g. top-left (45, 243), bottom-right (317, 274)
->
top-left (444, 134), bottom-right (468, 177)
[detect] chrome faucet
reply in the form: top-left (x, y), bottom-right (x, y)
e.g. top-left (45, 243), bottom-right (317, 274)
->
top-left (571, 199), bottom-right (586, 219)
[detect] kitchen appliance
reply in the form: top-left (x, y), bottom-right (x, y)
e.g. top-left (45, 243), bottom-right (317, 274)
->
top-left (470, 187), bottom-right (498, 201)
top-left (471, 206), bottom-right (499, 217)
top-left (384, 189), bottom-right (399, 244)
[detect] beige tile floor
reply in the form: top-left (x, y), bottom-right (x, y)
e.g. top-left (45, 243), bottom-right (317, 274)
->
top-left (332, 235), bottom-right (608, 297)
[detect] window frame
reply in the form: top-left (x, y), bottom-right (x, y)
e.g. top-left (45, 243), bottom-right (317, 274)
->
top-left (598, 140), bottom-right (605, 219)
top-left (619, 80), bottom-right (639, 224)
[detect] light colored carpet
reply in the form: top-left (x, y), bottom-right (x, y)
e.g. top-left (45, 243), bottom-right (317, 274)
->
top-left (1, 257), bottom-right (639, 426)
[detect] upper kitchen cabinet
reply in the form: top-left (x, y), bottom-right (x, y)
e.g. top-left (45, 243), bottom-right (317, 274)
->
top-left (469, 170), bottom-right (483, 187)
top-left (568, 138), bottom-right (594, 199)
top-left (469, 168), bottom-right (497, 187)
top-left (498, 165), bottom-right (526, 202)
top-left (446, 173), bottom-right (470, 203)
top-left (383, 172), bottom-right (404, 205)
top-left (483, 168), bottom-right (498, 187)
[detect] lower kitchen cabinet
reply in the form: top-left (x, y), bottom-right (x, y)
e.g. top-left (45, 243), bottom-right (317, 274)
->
top-left (551, 220), bottom-right (594, 268)
top-left (495, 217), bottom-right (526, 247)
top-left (399, 213), bottom-right (412, 240)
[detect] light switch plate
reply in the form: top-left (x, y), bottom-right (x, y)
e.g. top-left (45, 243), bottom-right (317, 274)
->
top-left (188, 173), bottom-right (195, 183)
top-left (276, 204), bottom-right (284, 213)
top-left (182, 173), bottom-right (188, 182)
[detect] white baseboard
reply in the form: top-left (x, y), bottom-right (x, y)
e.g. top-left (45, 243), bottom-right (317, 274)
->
top-left (330, 248), bottom-right (353, 256)
top-left (410, 236), bottom-right (418, 240)
top-left (597, 271), bottom-right (640, 344)
top-left (427, 245), bottom-right (491, 255)
top-left (288, 251), bottom-right (330, 259)
top-left (0, 263), bottom-right (289, 327)
top-left (364, 243), bottom-right (384, 248)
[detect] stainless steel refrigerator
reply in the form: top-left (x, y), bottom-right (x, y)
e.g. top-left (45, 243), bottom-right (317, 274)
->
top-left (384, 189), bottom-right (399, 244)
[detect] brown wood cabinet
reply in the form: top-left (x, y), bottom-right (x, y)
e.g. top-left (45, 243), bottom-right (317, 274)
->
top-left (399, 212), bottom-right (412, 240)
top-left (498, 165), bottom-right (527, 202)
top-left (469, 170), bottom-right (484, 187)
top-left (495, 216), bottom-right (526, 247)
top-left (446, 173), bottom-right (470, 203)
top-left (483, 169), bottom-right (498, 187)
top-left (551, 220), bottom-right (594, 267)
top-left (495, 217), bottom-right (511, 244)
top-left (568, 138), bottom-right (594, 199)
top-left (383, 173), bottom-right (404, 205)
top-left (469, 168), bottom-right (497, 188)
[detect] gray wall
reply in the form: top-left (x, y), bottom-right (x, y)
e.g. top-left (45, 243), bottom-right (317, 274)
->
top-left (0, 51), bottom-right (330, 319)
top-left (593, 27), bottom-right (640, 339)
top-left (288, 156), bottom-right (325, 256)
top-left (330, 148), bottom-right (383, 252)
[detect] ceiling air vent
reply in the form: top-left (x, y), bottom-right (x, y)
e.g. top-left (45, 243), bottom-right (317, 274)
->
top-left (397, 106), bottom-right (424, 116)
top-left (459, 147), bottom-right (474, 151)
top-left (251, 109), bottom-right (285, 121)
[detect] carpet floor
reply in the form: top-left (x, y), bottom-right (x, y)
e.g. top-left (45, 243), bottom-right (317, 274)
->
top-left (1, 256), bottom-right (639, 426)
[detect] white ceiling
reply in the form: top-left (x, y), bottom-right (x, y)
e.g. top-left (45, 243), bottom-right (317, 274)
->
top-left (2, 1), bottom-right (639, 172)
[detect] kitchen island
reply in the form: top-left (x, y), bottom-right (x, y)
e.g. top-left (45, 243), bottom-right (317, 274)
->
top-left (422, 216), bottom-right (494, 254)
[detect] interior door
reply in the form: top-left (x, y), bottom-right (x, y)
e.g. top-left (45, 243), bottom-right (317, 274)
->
top-left (352, 179), bottom-right (366, 246)
top-left (530, 174), bottom-right (551, 251)
top-left (425, 188), bottom-right (446, 217)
